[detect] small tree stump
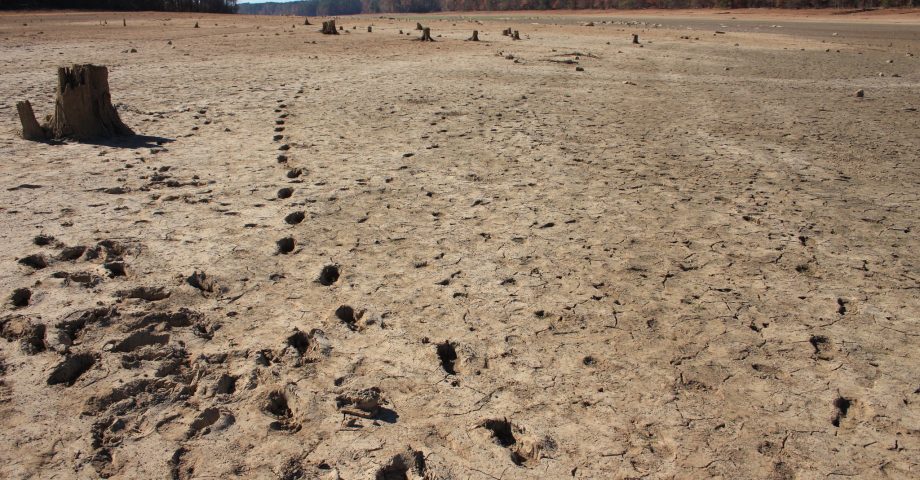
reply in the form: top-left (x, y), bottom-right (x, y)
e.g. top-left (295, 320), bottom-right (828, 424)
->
top-left (194, 21), bottom-right (199, 28)
top-left (502, 28), bottom-right (511, 36)
top-left (632, 34), bottom-right (639, 44)
top-left (416, 22), bottom-right (423, 31)
top-left (304, 17), bottom-right (312, 26)
top-left (122, 18), bottom-right (126, 27)
top-left (512, 30), bottom-right (521, 41)
top-left (321, 20), bottom-right (338, 35)
top-left (420, 27), bottom-right (434, 42)
top-left (16, 100), bottom-right (46, 141)
top-left (44, 64), bottom-right (133, 140)
top-left (367, 26), bottom-right (372, 33)
top-left (468, 30), bottom-right (479, 41)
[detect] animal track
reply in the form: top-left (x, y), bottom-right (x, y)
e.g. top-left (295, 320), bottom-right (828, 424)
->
top-left (317, 264), bottom-right (339, 285)
top-left (18, 254), bottom-right (48, 270)
top-left (436, 341), bottom-right (458, 375)
top-left (10, 288), bottom-right (31, 308)
top-left (117, 286), bottom-right (170, 301)
top-left (47, 353), bottom-right (96, 386)
top-left (276, 237), bottom-right (295, 254)
top-left (284, 211), bottom-right (305, 225)
top-left (263, 390), bottom-right (301, 432)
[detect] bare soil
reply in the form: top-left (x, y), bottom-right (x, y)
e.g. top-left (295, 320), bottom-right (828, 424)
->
top-left (0, 9), bottom-right (918, 479)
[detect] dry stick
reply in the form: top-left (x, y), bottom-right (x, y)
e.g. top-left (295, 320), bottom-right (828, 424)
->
top-left (16, 100), bottom-right (46, 141)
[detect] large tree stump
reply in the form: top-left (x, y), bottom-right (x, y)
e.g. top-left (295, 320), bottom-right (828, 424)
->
top-left (468, 30), bottom-right (479, 41)
top-left (321, 20), bottom-right (338, 35)
top-left (419, 27), bottom-right (434, 42)
top-left (45, 64), bottom-right (133, 140)
top-left (17, 100), bottom-right (46, 141)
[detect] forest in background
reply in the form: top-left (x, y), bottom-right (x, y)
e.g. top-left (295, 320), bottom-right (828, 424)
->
top-left (239, 0), bottom-right (916, 16)
top-left (0, 0), bottom-right (238, 12)
top-left (1, 0), bottom-right (915, 15)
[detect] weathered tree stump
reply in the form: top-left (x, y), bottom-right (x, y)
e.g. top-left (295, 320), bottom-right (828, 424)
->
top-left (420, 27), bottom-right (434, 42)
top-left (321, 20), bottom-right (338, 35)
top-left (16, 100), bottom-right (46, 141)
top-left (512, 30), bottom-right (521, 40)
top-left (367, 26), bottom-right (372, 33)
top-left (416, 22), bottom-right (424, 31)
top-left (502, 28), bottom-right (511, 36)
top-left (468, 30), bottom-right (479, 41)
top-left (194, 21), bottom-right (199, 28)
top-left (19, 64), bottom-right (133, 141)
top-left (304, 17), bottom-right (312, 26)
top-left (632, 34), bottom-right (639, 44)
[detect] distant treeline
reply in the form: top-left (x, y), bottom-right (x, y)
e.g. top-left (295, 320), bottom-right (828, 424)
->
top-left (1, 0), bottom-right (238, 12)
top-left (238, 0), bottom-right (915, 16)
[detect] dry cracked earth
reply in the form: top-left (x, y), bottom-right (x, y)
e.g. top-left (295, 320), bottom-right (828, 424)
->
top-left (0, 8), bottom-right (918, 480)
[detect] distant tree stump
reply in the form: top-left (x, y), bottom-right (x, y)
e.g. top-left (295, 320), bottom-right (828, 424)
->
top-left (32, 64), bottom-right (133, 141)
top-left (416, 22), bottom-right (424, 31)
top-left (632, 34), bottom-right (639, 44)
top-left (122, 18), bottom-right (125, 27)
top-left (420, 27), bottom-right (434, 42)
top-left (321, 20), bottom-right (338, 35)
top-left (368, 26), bottom-right (372, 33)
top-left (468, 30), bottom-right (479, 41)
top-left (502, 28), bottom-right (511, 36)
top-left (16, 100), bottom-right (46, 141)
top-left (304, 17), bottom-right (312, 26)
top-left (194, 21), bottom-right (199, 28)
top-left (512, 30), bottom-right (521, 40)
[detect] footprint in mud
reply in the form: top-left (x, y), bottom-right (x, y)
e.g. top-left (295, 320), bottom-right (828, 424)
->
top-left (10, 288), bottom-right (32, 308)
top-left (480, 418), bottom-right (554, 467)
top-left (276, 237), bottom-right (295, 254)
top-left (186, 407), bottom-right (234, 438)
top-left (335, 387), bottom-right (399, 423)
top-left (335, 305), bottom-right (364, 331)
top-left (436, 341), bottom-right (458, 375)
top-left (110, 331), bottom-right (170, 353)
top-left (263, 390), bottom-right (301, 432)
top-left (116, 286), bottom-right (170, 301)
top-left (317, 264), bottom-right (339, 286)
top-left (104, 262), bottom-right (127, 278)
top-left (47, 353), bottom-right (96, 386)
top-left (186, 271), bottom-right (218, 294)
top-left (809, 335), bottom-right (834, 360)
top-left (33, 234), bottom-right (55, 246)
top-left (18, 254), bottom-right (48, 270)
top-left (57, 245), bottom-right (87, 261)
top-left (376, 449), bottom-right (426, 480)
top-left (284, 211), bottom-right (305, 225)
top-left (0, 316), bottom-right (46, 354)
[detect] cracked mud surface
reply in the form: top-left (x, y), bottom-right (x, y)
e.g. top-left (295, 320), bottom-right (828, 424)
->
top-left (1, 9), bottom-right (918, 479)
